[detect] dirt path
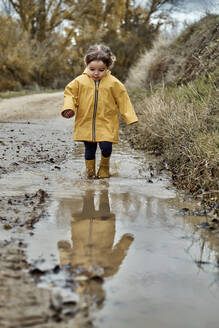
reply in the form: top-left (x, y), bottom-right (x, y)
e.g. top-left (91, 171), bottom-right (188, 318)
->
top-left (0, 92), bottom-right (63, 121)
top-left (0, 93), bottom-right (219, 328)
top-left (0, 93), bottom-right (92, 328)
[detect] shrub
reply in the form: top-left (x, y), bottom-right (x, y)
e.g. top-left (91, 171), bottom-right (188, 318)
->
top-left (0, 14), bottom-right (73, 91)
top-left (0, 15), bottom-right (36, 90)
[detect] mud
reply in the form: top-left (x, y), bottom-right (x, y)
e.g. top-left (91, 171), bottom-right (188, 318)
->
top-left (0, 93), bottom-right (92, 328)
top-left (0, 92), bottom-right (219, 328)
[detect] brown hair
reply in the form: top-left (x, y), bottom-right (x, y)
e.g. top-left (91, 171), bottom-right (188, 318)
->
top-left (84, 44), bottom-right (116, 68)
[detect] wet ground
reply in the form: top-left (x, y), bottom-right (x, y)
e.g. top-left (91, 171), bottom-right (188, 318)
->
top-left (0, 93), bottom-right (219, 328)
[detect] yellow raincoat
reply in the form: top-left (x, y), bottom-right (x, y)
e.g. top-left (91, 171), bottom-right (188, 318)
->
top-left (62, 69), bottom-right (138, 143)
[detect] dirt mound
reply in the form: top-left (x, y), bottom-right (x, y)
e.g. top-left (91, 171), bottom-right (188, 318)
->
top-left (164, 14), bottom-right (219, 85)
top-left (130, 14), bottom-right (219, 89)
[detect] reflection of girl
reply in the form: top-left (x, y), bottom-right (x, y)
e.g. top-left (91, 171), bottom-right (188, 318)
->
top-left (61, 44), bottom-right (138, 178)
top-left (58, 190), bottom-right (134, 277)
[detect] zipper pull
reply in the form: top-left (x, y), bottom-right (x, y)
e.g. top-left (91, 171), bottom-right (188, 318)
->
top-left (95, 80), bottom-right (100, 90)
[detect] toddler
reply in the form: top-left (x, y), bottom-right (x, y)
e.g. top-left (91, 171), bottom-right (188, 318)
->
top-left (62, 44), bottom-right (138, 178)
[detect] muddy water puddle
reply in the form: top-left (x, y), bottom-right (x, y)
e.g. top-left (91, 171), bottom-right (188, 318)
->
top-left (1, 142), bottom-right (219, 328)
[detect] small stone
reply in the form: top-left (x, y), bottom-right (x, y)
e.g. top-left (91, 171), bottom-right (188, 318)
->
top-left (179, 208), bottom-right (190, 215)
top-left (51, 292), bottom-right (63, 312)
top-left (3, 224), bottom-right (12, 230)
top-left (198, 222), bottom-right (209, 228)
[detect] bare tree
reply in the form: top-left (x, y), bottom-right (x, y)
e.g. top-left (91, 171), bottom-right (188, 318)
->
top-left (0, 0), bottom-right (14, 15)
top-left (7, 0), bottom-right (67, 41)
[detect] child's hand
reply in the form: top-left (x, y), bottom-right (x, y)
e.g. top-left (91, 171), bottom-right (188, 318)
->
top-left (62, 109), bottom-right (75, 118)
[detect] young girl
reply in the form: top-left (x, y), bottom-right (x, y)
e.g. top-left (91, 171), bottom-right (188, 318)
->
top-left (61, 44), bottom-right (138, 178)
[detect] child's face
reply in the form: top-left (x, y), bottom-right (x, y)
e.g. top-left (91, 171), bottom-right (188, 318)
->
top-left (86, 60), bottom-right (107, 81)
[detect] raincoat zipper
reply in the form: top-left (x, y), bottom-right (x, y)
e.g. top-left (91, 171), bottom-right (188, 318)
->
top-left (92, 80), bottom-right (100, 142)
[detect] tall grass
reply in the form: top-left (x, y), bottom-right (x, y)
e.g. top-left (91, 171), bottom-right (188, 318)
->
top-left (125, 15), bottom-right (219, 211)
top-left (127, 74), bottom-right (218, 210)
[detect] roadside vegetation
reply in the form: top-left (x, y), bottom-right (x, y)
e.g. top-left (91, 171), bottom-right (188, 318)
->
top-left (0, 0), bottom-right (180, 91)
top-left (126, 14), bottom-right (219, 214)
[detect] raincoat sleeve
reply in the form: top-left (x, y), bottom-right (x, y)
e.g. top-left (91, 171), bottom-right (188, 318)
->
top-left (61, 79), bottom-right (79, 115)
top-left (106, 233), bottom-right (134, 276)
top-left (112, 81), bottom-right (138, 125)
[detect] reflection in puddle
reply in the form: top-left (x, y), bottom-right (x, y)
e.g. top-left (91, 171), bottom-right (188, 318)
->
top-left (57, 189), bottom-right (134, 309)
top-left (58, 190), bottom-right (134, 277)
top-left (26, 183), bottom-right (219, 328)
top-left (2, 142), bottom-right (219, 328)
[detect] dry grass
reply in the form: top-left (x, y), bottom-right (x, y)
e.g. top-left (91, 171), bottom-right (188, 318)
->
top-left (126, 76), bottom-right (218, 211)
top-left (125, 15), bottom-right (219, 212)
top-left (126, 36), bottom-right (169, 90)
top-left (137, 90), bottom-right (218, 189)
